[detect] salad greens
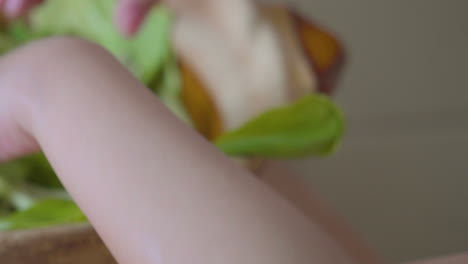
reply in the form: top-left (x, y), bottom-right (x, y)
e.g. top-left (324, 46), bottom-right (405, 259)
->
top-left (0, 0), bottom-right (345, 231)
top-left (0, 154), bottom-right (69, 214)
top-left (216, 95), bottom-right (344, 158)
top-left (0, 200), bottom-right (85, 230)
top-left (30, 0), bottom-right (173, 83)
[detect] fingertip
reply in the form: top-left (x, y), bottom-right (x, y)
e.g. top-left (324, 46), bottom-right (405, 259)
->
top-left (4, 0), bottom-right (43, 19)
top-left (4, 0), bottom-right (23, 18)
top-left (115, 2), bottom-right (133, 36)
top-left (116, 0), bottom-right (153, 37)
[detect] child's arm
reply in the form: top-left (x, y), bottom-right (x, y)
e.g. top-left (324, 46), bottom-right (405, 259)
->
top-left (0, 37), bottom-right (355, 264)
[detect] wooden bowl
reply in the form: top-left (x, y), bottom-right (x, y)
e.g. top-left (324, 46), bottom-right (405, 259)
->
top-left (0, 224), bottom-right (115, 264)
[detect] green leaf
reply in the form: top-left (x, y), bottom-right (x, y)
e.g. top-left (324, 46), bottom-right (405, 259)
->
top-left (30, 0), bottom-right (173, 83)
top-left (0, 153), bottom-right (65, 214)
top-left (0, 34), bottom-right (16, 54)
top-left (127, 6), bottom-right (173, 83)
top-left (7, 21), bottom-right (41, 44)
top-left (152, 53), bottom-right (191, 124)
top-left (0, 157), bottom-right (31, 183)
top-left (24, 153), bottom-right (62, 189)
top-left (0, 153), bottom-right (62, 189)
top-left (0, 199), bottom-right (12, 218)
top-left (215, 94), bottom-right (345, 158)
top-left (0, 199), bottom-right (86, 231)
top-left (0, 21), bottom-right (39, 55)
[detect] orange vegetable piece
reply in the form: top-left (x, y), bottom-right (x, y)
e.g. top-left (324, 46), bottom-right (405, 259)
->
top-left (179, 61), bottom-right (223, 141)
top-left (291, 11), bottom-right (346, 95)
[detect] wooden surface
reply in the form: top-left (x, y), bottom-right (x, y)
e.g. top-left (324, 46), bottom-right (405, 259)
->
top-left (0, 224), bottom-right (115, 264)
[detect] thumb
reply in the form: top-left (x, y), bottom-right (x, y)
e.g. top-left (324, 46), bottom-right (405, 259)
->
top-left (116, 0), bottom-right (160, 36)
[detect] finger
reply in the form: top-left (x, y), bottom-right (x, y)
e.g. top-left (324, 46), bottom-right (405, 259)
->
top-left (4, 0), bottom-right (24, 17)
top-left (116, 0), bottom-right (159, 36)
top-left (4, 0), bottom-right (43, 18)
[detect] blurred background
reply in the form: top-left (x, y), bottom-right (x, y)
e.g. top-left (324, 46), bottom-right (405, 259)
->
top-left (286, 0), bottom-right (468, 262)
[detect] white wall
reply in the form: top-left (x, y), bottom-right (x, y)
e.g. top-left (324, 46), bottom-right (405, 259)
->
top-left (286, 0), bottom-right (468, 262)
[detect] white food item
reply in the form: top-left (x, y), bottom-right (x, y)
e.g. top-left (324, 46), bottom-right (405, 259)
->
top-left (172, 0), bottom-right (317, 130)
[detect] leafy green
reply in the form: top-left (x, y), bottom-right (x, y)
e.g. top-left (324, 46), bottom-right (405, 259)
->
top-left (0, 168), bottom-right (33, 212)
top-left (0, 34), bottom-right (16, 54)
top-left (30, 0), bottom-right (173, 83)
top-left (216, 94), bottom-right (345, 158)
top-left (24, 154), bottom-right (62, 189)
top-left (0, 156), bottom-right (31, 184)
top-left (7, 21), bottom-right (42, 44)
top-left (28, 0), bottom-right (185, 118)
top-left (0, 153), bottom-right (61, 189)
top-left (0, 21), bottom-right (37, 53)
top-left (151, 53), bottom-right (192, 124)
top-left (0, 153), bottom-right (67, 219)
top-left (0, 199), bottom-right (12, 218)
top-left (0, 199), bottom-right (86, 231)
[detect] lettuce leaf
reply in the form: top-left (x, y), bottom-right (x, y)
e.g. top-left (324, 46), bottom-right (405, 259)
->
top-left (30, 0), bottom-right (173, 83)
top-left (0, 153), bottom-right (61, 189)
top-left (216, 94), bottom-right (345, 158)
top-left (0, 153), bottom-right (67, 215)
top-left (29, 0), bottom-right (186, 119)
top-left (0, 21), bottom-right (39, 54)
top-left (151, 53), bottom-right (192, 124)
top-left (0, 199), bottom-right (86, 231)
top-left (23, 154), bottom-right (62, 189)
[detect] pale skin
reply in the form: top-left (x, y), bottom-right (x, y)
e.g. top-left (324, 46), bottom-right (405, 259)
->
top-left (0, 0), bottom-right (382, 263)
top-left (0, 36), bottom-right (354, 264)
